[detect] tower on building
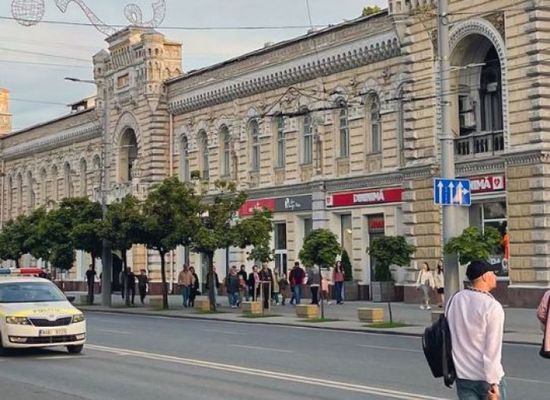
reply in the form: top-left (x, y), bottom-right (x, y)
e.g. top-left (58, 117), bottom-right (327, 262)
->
top-left (0, 88), bottom-right (12, 136)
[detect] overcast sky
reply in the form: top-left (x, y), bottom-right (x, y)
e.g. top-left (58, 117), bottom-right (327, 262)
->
top-left (0, 0), bottom-right (387, 130)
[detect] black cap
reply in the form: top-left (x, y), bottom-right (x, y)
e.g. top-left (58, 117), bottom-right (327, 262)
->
top-left (466, 260), bottom-right (496, 281)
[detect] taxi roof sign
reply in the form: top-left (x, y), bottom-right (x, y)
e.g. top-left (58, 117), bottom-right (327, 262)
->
top-left (0, 268), bottom-right (44, 276)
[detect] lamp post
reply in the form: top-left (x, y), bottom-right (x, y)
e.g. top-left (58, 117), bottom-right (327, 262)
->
top-left (65, 77), bottom-right (112, 306)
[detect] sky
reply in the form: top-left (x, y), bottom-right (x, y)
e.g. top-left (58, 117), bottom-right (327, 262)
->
top-left (0, 0), bottom-right (387, 130)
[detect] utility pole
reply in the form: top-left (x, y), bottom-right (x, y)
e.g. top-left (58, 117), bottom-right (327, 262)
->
top-left (65, 77), bottom-right (112, 306)
top-left (437, 0), bottom-right (460, 298)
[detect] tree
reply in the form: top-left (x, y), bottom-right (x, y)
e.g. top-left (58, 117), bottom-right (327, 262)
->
top-left (299, 229), bottom-right (341, 319)
top-left (0, 215), bottom-right (33, 268)
top-left (341, 249), bottom-right (353, 282)
top-left (444, 226), bottom-right (501, 265)
top-left (368, 235), bottom-right (416, 281)
top-left (141, 177), bottom-right (200, 309)
top-left (362, 5), bottom-right (381, 16)
top-left (103, 195), bottom-right (146, 306)
top-left (191, 181), bottom-right (273, 311)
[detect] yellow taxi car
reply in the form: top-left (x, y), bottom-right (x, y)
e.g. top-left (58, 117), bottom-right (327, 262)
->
top-left (0, 268), bottom-right (86, 354)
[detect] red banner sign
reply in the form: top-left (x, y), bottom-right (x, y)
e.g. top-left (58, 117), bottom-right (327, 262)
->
top-left (239, 198), bottom-right (276, 216)
top-left (327, 187), bottom-right (403, 208)
top-left (469, 175), bottom-right (505, 194)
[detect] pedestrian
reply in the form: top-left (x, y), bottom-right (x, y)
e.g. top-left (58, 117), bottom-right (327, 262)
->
top-left (259, 263), bottom-right (274, 310)
top-left (189, 266), bottom-right (200, 308)
top-left (416, 262), bottom-right (435, 310)
top-left (127, 268), bottom-right (136, 305)
top-left (247, 265), bottom-right (260, 301)
top-left (321, 267), bottom-right (331, 304)
top-left (333, 261), bottom-right (345, 304)
top-left (434, 260), bottom-right (445, 308)
top-left (136, 269), bottom-right (148, 305)
top-left (85, 264), bottom-right (97, 304)
top-left (537, 289), bottom-right (550, 358)
top-left (307, 264), bottom-right (321, 305)
top-left (289, 261), bottom-right (305, 305)
top-left (178, 265), bottom-right (194, 307)
top-left (238, 264), bottom-right (249, 301)
top-left (272, 269), bottom-right (281, 305)
top-left (225, 266), bottom-right (240, 308)
top-left (119, 268), bottom-right (128, 299)
top-left (279, 272), bottom-right (290, 305)
top-left (206, 267), bottom-right (220, 306)
top-left (447, 260), bottom-right (506, 400)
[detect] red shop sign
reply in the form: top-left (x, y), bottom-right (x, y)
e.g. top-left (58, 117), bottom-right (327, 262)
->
top-left (238, 198), bottom-right (275, 216)
top-left (469, 175), bottom-right (506, 194)
top-left (327, 187), bottom-right (403, 208)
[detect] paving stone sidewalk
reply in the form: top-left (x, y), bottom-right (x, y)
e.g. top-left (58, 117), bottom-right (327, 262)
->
top-left (74, 293), bottom-right (544, 345)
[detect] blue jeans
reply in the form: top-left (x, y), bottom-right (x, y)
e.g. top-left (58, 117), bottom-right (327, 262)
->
top-left (228, 292), bottom-right (239, 306)
top-left (334, 281), bottom-right (344, 303)
top-left (456, 378), bottom-right (507, 400)
top-left (292, 285), bottom-right (302, 304)
top-left (182, 285), bottom-right (190, 306)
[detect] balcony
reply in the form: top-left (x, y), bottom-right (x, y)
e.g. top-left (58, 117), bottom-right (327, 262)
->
top-left (455, 131), bottom-right (504, 157)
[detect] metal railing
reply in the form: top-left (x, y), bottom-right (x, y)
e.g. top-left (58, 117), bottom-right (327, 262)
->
top-left (455, 130), bottom-right (504, 156)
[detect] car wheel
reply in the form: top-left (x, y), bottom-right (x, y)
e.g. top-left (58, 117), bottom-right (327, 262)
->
top-left (67, 344), bottom-right (84, 354)
top-left (0, 333), bottom-right (9, 356)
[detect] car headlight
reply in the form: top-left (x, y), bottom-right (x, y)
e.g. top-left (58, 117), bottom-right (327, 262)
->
top-left (6, 316), bottom-right (31, 325)
top-left (72, 313), bottom-right (85, 323)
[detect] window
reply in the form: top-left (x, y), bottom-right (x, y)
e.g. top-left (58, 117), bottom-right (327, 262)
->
top-left (64, 163), bottom-right (73, 198)
top-left (275, 115), bottom-right (285, 168)
top-left (250, 120), bottom-right (260, 172)
top-left (199, 130), bottom-right (209, 180)
top-left (180, 136), bottom-right (190, 181)
top-left (220, 126), bottom-right (231, 177)
top-left (7, 176), bottom-right (12, 218)
top-left (51, 166), bottom-right (59, 202)
top-left (338, 101), bottom-right (349, 157)
top-left (368, 95), bottom-right (382, 154)
top-left (16, 174), bottom-right (22, 213)
top-left (80, 159), bottom-right (87, 196)
top-left (303, 218), bottom-right (313, 238)
top-left (27, 171), bottom-right (35, 210)
top-left (480, 48), bottom-right (503, 133)
top-left (40, 169), bottom-right (47, 205)
top-left (396, 86), bottom-right (405, 167)
top-left (303, 111), bottom-right (313, 164)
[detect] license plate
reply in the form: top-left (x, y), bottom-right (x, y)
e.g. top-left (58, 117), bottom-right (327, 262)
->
top-left (39, 328), bottom-right (67, 336)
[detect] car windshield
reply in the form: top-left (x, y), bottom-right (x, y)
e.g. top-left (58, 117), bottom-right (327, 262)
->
top-left (0, 282), bottom-right (67, 303)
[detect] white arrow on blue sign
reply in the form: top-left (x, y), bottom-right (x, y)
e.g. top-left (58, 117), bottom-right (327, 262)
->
top-left (434, 178), bottom-right (471, 206)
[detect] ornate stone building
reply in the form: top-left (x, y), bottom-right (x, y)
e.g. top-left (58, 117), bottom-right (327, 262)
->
top-left (1, 0), bottom-right (549, 305)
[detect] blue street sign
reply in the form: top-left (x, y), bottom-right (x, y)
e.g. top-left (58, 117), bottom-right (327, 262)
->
top-left (434, 178), bottom-right (471, 206)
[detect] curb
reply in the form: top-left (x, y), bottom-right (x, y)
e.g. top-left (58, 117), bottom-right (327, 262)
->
top-left (80, 307), bottom-right (540, 346)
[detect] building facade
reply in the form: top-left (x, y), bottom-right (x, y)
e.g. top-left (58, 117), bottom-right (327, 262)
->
top-left (1, 0), bottom-right (549, 305)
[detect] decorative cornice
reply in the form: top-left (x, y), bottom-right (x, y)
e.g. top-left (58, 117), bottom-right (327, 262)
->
top-left (168, 31), bottom-right (401, 115)
top-left (1, 122), bottom-right (101, 160)
top-left (455, 156), bottom-right (505, 175)
top-left (400, 163), bottom-right (437, 180)
top-left (504, 147), bottom-right (550, 166)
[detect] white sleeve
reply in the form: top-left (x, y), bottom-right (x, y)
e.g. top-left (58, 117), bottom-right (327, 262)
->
top-left (483, 303), bottom-right (505, 384)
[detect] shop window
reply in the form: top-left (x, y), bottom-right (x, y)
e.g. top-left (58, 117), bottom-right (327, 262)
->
top-left (274, 223), bottom-right (288, 275)
top-left (340, 214), bottom-right (353, 256)
top-left (303, 218), bottom-right (313, 238)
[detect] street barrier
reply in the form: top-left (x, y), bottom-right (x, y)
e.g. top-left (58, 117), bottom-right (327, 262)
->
top-left (357, 307), bottom-right (384, 323)
top-left (295, 304), bottom-right (319, 319)
top-left (242, 301), bottom-right (262, 315)
top-left (195, 298), bottom-right (210, 311)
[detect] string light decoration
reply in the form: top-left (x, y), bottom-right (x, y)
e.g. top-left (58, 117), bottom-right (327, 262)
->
top-left (11, 0), bottom-right (167, 35)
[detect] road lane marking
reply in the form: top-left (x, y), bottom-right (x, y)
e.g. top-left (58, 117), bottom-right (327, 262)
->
top-left (203, 329), bottom-right (243, 335)
top-left (86, 344), bottom-right (448, 400)
top-left (507, 376), bottom-right (550, 385)
top-left (93, 329), bottom-right (132, 335)
top-left (228, 344), bottom-right (292, 353)
top-left (358, 344), bottom-right (422, 353)
top-left (33, 356), bottom-right (79, 360)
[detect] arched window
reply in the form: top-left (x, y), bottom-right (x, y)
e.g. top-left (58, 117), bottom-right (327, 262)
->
top-left (220, 126), bottom-right (231, 177)
top-left (27, 171), bottom-right (35, 210)
top-left (480, 47), bottom-right (503, 133)
top-left (40, 168), bottom-right (47, 205)
top-left (199, 130), bottom-right (209, 180)
top-left (118, 129), bottom-right (138, 183)
top-left (180, 136), bottom-right (190, 182)
top-left (80, 159), bottom-right (87, 197)
top-left (64, 162), bottom-right (73, 198)
top-left (93, 155), bottom-right (101, 192)
top-left (275, 115), bottom-right (285, 168)
top-left (367, 94), bottom-right (381, 154)
top-left (249, 120), bottom-right (260, 172)
top-left (302, 110), bottom-right (313, 164)
top-left (338, 100), bottom-right (349, 158)
top-left (7, 176), bottom-right (13, 219)
top-left (16, 173), bottom-right (23, 214)
top-left (51, 166), bottom-right (59, 202)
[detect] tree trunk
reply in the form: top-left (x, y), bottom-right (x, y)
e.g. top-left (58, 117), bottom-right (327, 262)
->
top-left (123, 251), bottom-right (131, 307)
top-left (207, 252), bottom-right (215, 312)
top-left (159, 251), bottom-right (168, 309)
top-left (15, 258), bottom-right (20, 269)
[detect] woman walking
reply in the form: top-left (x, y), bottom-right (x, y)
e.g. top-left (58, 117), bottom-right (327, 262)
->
top-left (189, 266), bottom-right (199, 308)
top-left (434, 260), bottom-right (445, 308)
top-left (537, 289), bottom-right (550, 358)
top-left (332, 261), bottom-right (345, 304)
top-left (416, 262), bottom-right (435, 310)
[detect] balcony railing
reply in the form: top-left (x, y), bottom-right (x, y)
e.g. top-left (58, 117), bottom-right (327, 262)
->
top-left (455, 131), bottom-right (504, 156)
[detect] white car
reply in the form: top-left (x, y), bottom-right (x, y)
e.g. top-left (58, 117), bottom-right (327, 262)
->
top-left (0, 273), bottom-right (86, 354)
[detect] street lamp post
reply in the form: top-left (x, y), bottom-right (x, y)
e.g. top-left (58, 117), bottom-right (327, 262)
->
top-left (65, 77), bottom-right (112, 307)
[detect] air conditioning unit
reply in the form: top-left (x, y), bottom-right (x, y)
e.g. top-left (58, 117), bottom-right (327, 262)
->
top-left (460, 112), bottom-right (476, 129)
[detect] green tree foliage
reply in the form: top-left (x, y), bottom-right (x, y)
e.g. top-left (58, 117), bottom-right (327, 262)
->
top-left (0, 213), bottom-right (37, 268)
top-left (368, 236), bottom-right (416, 281)
top-left (341, 249), bottom-right (353, 282)
top-left (299, 229), bottom-right (341, 269)
top-left (191, 181), bottom-right (272, 311)
top-left (141, 177), bottom-right (200, 309)
top-left (444, 226), bottom-right (501, 265)
top-left (362, 5), bottom-right (381, 16)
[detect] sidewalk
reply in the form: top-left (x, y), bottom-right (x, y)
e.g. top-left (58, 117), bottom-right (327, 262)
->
top-left (74, 293), bottom-right (544, 345)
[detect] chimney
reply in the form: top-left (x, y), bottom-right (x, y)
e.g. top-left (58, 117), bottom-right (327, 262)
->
top-left (0, 88), bottom-right (12, 136)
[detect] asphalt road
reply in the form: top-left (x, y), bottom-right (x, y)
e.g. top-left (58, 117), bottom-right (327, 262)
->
top-left (0, 312), bottom-right (548, 399)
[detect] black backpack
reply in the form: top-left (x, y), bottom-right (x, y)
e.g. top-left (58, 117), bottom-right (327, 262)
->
top-left (422, 300), bottom-right (456, 388)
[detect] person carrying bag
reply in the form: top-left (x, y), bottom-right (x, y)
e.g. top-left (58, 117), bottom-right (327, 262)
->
top-left (537, 290), bottom-right (550, 358)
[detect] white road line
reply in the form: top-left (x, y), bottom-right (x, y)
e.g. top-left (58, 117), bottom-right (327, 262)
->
top-left (358, 344), bottom-right (422, 353)
top-left (86, 344), bottom-right (448, 400)
top-left (32, 356), bottom-right (79, 360)
top-left (506, 376), bottom-right (550, 385)
top-left (228, 344), bottom-right (293, 353)
top-left (93, 329), bottom-right (132, 335)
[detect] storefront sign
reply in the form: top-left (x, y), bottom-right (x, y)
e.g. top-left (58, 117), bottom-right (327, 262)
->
top-left (469, 175), bottom-right (506, 194)
top-left (239, 195), bottom-right (312, 216)
top-left (327, 187), bottom-right (403, 208)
